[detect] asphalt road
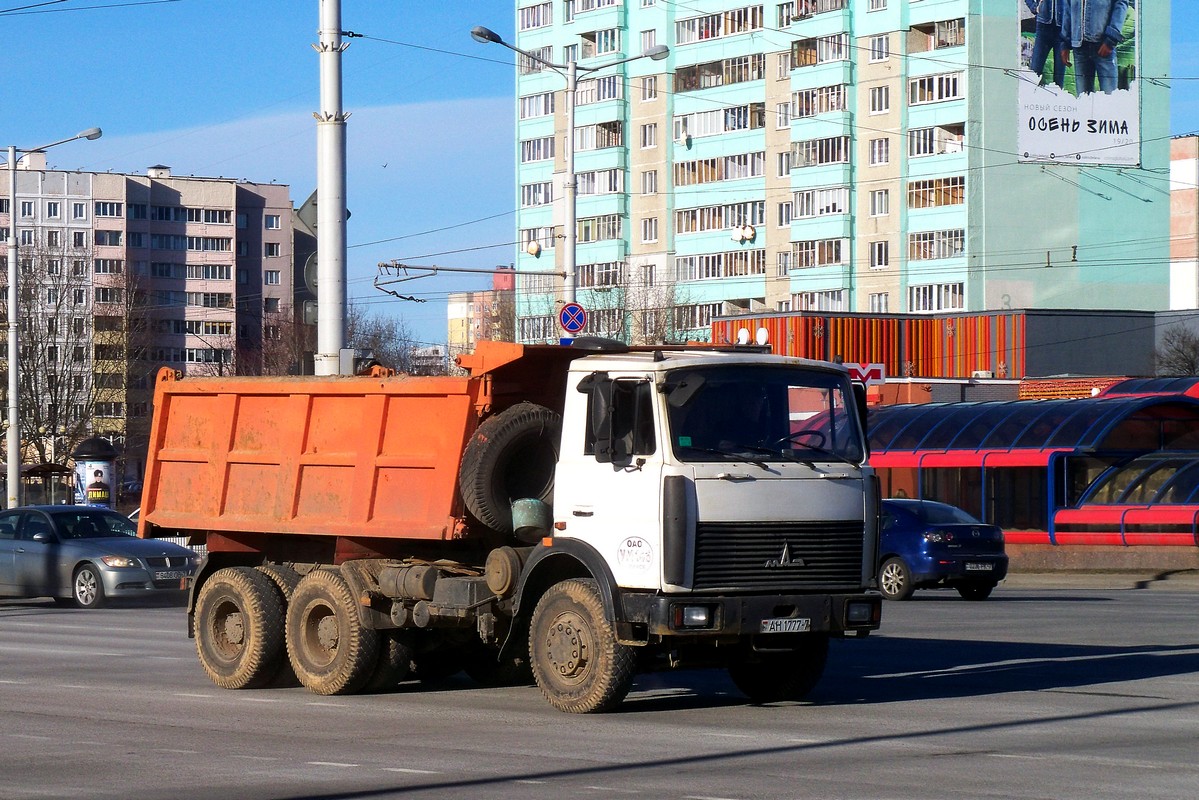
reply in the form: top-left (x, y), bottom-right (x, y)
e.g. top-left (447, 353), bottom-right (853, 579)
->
top-left (1, 579), bottom-right (1197, 800)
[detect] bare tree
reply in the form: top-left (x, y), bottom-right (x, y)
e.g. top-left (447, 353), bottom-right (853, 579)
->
top-left (346, 303), bottom-right (417, 373)
top-left (1156, 326), bottom-right (1199, 376)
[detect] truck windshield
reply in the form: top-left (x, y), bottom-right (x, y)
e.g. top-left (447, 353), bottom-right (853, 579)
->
top-left (664, 365), bottom-right (863, 465)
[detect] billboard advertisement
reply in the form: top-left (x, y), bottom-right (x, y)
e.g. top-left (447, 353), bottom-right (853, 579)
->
top-left (1017, 0), bottom-right (1139, 166)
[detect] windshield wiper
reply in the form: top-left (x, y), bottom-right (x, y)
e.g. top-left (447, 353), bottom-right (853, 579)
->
top-left (684, 444), bottom-right (771, 470)
top-left (789, 443), bottom-right (860, 467)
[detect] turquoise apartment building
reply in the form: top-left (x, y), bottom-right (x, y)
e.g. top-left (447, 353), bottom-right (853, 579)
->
top-left (510, 0), bottom-right (1169, 343)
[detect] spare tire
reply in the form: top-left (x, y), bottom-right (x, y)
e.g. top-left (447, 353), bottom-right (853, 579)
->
top-left (460, 402), bottom-right (562, 535)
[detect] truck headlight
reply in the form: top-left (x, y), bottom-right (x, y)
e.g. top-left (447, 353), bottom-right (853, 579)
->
top-left (672, 604), bottom-right (714, 629)
top-left (846, 601), bottom-right (876, 625)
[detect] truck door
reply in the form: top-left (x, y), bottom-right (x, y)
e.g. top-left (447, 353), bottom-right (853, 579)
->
top-left (555, 376), bottom-right (663, 591)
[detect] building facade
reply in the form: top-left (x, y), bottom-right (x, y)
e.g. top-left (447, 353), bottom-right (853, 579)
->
top-left (447, 266), bottom-right (517, 359)
top-left (1, 158), bottom-right (294, 483)
top-left (511, 1), bottom-right (1170, 344)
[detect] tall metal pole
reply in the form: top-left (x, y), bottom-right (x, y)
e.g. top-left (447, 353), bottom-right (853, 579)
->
top-left (563, 60), bottom-right (577, 306)
top-left (314, 0), bottom-right (349, 376)
top-left (6, 146), bottom-right (19, 508)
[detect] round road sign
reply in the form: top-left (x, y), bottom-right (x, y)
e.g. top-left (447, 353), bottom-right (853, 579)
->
top-left (559, 302), bottom-right (587, 334)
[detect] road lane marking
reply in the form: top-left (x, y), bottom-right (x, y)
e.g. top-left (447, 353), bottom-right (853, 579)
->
top-left (174, 693), bottom-right (215, 698)
top-left (308, 761), bottom-right (358, 768)
top-left (584, 786), bottom-right (639, 794)
top-left (153, 749), bottom-right (200, 755)
top-left (381, 768), bottom-right (441, 775)
top-left (233, 755), bottom-right (279, 762)
top-left (306, 701), bottom-right (351, 707)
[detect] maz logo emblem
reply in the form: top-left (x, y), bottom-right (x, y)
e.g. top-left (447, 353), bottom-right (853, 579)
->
top-left (765, 542), bottom-right (806, 569)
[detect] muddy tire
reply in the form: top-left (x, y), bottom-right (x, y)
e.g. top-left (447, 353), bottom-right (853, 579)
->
top-left (194, 567), bottom-right (286, 690)
top-left (364, 631), bottom-right (416, 692)
top-left (255, 564), bottom-right (303, 687)
top-left (460, 402), bottom-right (561, 536)
top-left (286, 569), bottom-right (379, 695)
top-left (529, 579), bottom-right (635, 714)
top-left (728, 634), bottom-right (829, 704)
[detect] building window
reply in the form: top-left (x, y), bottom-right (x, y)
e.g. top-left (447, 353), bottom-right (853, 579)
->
top-left (641, 75), bottom-right (657, 101)
top-left (775, 102), bottom-right (791, 129)
top-left (20, 201), bottom-right (34, 217)
top-left (869, 35), bottom-right (889, 62)
top-left (46, 230), bottom-right (60, 248)
top-left (518, 45), bottom-right (553, 75)
top-left (794, 238), bottom-right (848, 268)
top-left (94, 201), bottom-right (123, 217)
top-left (264, 298), bottom-right (281, 313)
top-left (46, 201), bottom-right (60, 219)
top-left (265, 214), bottom-right (281, 229)
top-left (94, 259), bottom-right (123, 274)
top-left (870, 241), bottom-right (889, 269)
top-left (869, 0), bottom-right (887, 10)
top-left (94, 230), bottom-right (121, 246)
top-left (792, 33), bottom-right (850, 67)
top-left (908, 176), bottom-right (966, 209)
top-left (870, 189), bottom-right (890, 217)
top-left (521, 181), bottom-right (553, 207)
top-left (94, 287), bottom-right (123, 304)
top-left (640, 123), bottom-right (657, 149)
top-left (777, 151), bottom-right (792, 177)
top-left (777, 201), bottom-right (793, 227)
top-left (777, 251), bottom-right (793, 276)
top-left (641, 217), bottom-right (659, 243)
top-left (265, 270), bottom-right (281, 285)
top-left (72, 202), bottom-right (86, 220)
top-left (518, 1), bottom-right (552, 30)
top-left (869, 292), bottom-right (889, 313)
top-left (641, 170), bottom-right (658, 195)
top-left (909, 72), bottom-right (964, 105)
top-left (640, 29), bottom-right (656, 51)
top-left (909, 282), bottom-right (964, 312)
top-left (675, 6), bottom-right (765, 45)
top-left (264, 242), bottom-right (281, 257)
top-left (793, 289), bottom-right (845, 312)
top-left (794, 187), bottom-right (849, 219)
top-left (908, 229), bottom-right (966, 261)
top-left (676, 201), bottom-right (765, 235)
top-left (520, 135), bottom-right (556, 163)
top-left (73, 231), bottom-right (86, 248)
top-left (236, 213), bottom-right (248, 229)
top-left (869, 137), bottom-right (890, 165)
top-left (869, 85), bottom-right (890, 114)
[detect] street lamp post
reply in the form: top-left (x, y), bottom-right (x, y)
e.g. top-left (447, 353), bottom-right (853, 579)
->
top-left (471, 25), bottom-right (668, 306)
top-left (5, 127), bottom-right (102, 508)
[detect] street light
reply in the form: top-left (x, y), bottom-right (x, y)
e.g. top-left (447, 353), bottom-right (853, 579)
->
top-left (471, 25), bottom-right (668, 306)
top-left (5, 126), bottom-right (102, 508)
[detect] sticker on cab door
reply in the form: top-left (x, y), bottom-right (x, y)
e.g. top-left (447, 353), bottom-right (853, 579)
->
top-left (617, 536), bottom-right (653, 571)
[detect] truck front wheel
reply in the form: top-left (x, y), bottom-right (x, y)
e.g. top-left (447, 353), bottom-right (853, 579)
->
top-left (529, 579), bottom-right (636, 713)
top-left (727, 634), bottom-right (830, 704)
top-left (194, 567), bottom-right (286, 689)
top-left (286, 569), bottom-right (380, 695)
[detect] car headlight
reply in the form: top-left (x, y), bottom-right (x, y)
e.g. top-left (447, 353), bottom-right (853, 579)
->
top-left (100, 555), bottom-right (140, 568)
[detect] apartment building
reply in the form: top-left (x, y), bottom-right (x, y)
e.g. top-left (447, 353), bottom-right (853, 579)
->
top-left (447, 266), bottom-right (517, 359)
top-left (511, 0), bottom-right (1169, 343)
top-left (1, 158), bottom-right (294, 480)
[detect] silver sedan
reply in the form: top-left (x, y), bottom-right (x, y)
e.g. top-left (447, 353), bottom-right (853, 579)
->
top-left (0, 505), bottom-right (198, 608)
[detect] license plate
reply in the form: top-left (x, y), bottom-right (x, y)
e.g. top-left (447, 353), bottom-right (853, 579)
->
top-left (965, 562), bottom-right (994, 571)
top-left (155, 570), bottom-right (185, 581)
top-left (760, 617), bottom-right (811, 634)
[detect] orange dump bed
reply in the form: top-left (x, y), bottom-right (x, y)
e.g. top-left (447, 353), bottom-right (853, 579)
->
top-left (139, 368), bottom-right (487, 541)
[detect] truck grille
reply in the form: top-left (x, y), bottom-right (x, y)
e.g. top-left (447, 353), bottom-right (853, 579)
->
top-left (693, 520), bottom-right (864, 591)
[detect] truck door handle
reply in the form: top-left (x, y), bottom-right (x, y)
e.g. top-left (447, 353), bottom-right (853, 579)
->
top-left (572, 510), bottom-right (594, 517)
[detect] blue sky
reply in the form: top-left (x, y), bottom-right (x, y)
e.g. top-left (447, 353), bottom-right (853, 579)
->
top-left (5, 1), bottom-right (1198, 347)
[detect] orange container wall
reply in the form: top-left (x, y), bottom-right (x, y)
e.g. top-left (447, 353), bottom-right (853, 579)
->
top-left (142, 372), bottom-right (484, 541)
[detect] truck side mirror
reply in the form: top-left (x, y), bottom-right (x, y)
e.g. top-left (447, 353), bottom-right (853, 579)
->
top-left (579, 372), bottom-right (616, 463)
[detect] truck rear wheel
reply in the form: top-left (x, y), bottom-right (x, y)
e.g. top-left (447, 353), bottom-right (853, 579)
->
top-left (529, 579), bottom-right (635, 713)
top-left (460, 402), bottom-right (561, 538)
top-left (255, 565), bottom-right (302, 687)
top-left (286, 569), bottom-right (380, 695)
top-left (364, 631), bottom-right (415, 692)
top-left (194, 567), bottom-right (286, 690)
top-left (728, 634), bottom-right (830, 704)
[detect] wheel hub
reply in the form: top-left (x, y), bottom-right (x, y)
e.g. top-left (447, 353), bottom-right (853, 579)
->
top-left (544, 612), bottom-right (590, 679)
top-left (221, 611), bottom-right (245, 646)
top-left (315, 613), bottom-right (340, 652)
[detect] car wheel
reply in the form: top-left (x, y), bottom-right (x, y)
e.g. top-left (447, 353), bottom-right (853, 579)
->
top-left (957, 583), bottom-right (996, 601)
top-left (529, 579), bottom-right (636, 714)
top-left (878, 557), bottom-right (914, 601)
top-left (286, 568), bottom-right (380, 696)
top-left (72, 564), bottom-right (105, 609)
top-left (194, 567), bottom-right (287, 689)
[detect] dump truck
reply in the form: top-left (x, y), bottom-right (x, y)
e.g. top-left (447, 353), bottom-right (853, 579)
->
top-left (139, 338), bottom-right (881, 713)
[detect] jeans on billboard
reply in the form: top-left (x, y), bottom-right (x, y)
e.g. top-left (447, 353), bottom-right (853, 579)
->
top-left (1073, 40), bottom-right (1118, 94)
top-left (1029, 21), bottom-right (1066, 88)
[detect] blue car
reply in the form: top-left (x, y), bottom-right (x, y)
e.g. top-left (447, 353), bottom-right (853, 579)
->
top-left (878, 499), bottom-right (1008, 601)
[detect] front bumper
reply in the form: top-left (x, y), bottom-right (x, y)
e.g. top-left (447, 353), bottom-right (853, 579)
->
top-left (100, 567), bottom-right (194, 598)
top-left (620, 591), bottom-right (881, 640)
